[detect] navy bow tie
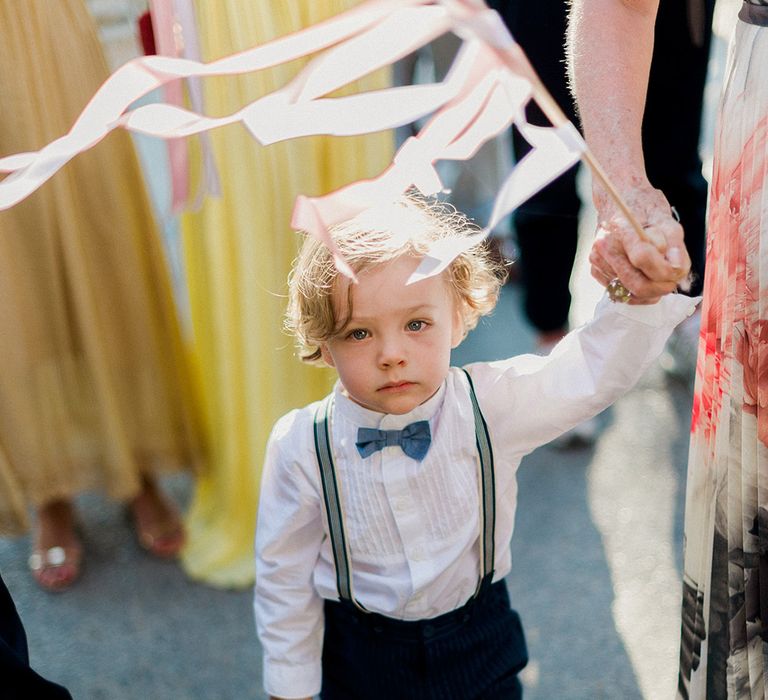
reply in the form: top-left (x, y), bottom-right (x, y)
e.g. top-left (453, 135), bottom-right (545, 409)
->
top-left (355, 420), bottom-right (431, 461)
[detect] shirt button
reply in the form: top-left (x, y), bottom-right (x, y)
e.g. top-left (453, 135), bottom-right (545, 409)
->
top-left (422, 624), bottom-right (435, 639)
top-left (393, 497), bottom-right (407, 512)
top-left (411, 546), bottom-right (425, 561)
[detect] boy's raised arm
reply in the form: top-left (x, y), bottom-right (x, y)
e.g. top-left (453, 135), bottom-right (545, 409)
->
top-left (470, 293), bottom-right (698, 455)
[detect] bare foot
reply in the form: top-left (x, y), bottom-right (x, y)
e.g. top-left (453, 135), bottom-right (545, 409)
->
top-left (128, 477), bottom-right (185, 558)
top-left (30, 500), bottom-right (82, 592)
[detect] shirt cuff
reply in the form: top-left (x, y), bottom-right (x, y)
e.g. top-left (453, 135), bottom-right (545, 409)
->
top-left (264, 659), bottom-right (321, 699)
top-left (598, 291), bottom-right (701, 327)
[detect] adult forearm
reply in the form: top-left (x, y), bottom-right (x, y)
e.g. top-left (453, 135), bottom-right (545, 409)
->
top-left (566, 0), bottom-right (690, 300)
top-left (567, 0), bottom-right (660, 210)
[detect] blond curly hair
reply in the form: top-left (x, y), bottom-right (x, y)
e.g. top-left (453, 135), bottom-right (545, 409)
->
top-left (286, 193), bottom-right (507, 365)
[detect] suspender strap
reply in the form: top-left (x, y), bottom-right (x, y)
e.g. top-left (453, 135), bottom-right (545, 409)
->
top-left (313, 372), bottom-right (496, 606)
top-left (740, 2), bottom-right (768, 27)
top-left (313, 395), bottom-right (358, 606)
top-left (460, 368), bottom-right (496, 587)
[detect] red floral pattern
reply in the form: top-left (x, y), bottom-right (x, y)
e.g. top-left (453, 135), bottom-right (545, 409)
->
top-left (690, 115), bottom-right (768, 448)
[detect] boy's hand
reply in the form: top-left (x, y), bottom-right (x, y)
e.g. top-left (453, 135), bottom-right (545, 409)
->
top-left (590, 184), bottom-right (692, 304)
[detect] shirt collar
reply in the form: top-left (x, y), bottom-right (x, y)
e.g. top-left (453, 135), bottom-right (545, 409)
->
top-left (333, 380), bottom-right (447, 430)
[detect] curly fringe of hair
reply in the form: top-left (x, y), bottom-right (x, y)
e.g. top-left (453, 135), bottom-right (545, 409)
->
top-left (286, 192), bottom-right (508, 365)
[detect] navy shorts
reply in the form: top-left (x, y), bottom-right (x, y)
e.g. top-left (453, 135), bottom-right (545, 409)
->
top-left (321, 579), bottom-right (528, 700)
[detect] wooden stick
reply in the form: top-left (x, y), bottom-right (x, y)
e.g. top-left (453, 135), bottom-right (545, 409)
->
top-left (495, 40), bottom-right (651, 244)
top-left (519, 57), bottom-right (692, 287)
top-left (531, 78), bottom-right (649, 243)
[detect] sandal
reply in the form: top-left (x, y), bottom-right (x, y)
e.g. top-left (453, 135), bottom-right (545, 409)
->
top-left (128, 480), bottom-right (185, 559)
top-left (28, 545), bottom-right (82, 592)
top-left (132, 516), bottom-right (185, 559)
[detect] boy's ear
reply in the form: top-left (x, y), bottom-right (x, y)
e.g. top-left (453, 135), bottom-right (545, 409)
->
top-left (450, 306), bottom-right (465, 349)
top-left (320, 343), bottom-right (336, 368)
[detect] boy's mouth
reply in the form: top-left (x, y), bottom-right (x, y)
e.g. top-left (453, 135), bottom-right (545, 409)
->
top-left (378, 381), bottom-right (415, 393)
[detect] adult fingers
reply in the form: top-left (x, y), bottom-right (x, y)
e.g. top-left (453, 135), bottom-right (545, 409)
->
top-left (590, 237), bottom-right (671, 303)
top-left (594, 237), bottom-right (679, 300)
top-left (620, 216), bottom-right (691, 284)
top-left (601, 183), bottom-right (690, 278)
top-left (588, 245), bottom-right (615, 285)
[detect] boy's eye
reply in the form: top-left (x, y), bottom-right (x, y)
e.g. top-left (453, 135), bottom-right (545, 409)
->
top-left (406, 320), bottom-right (426, 332)
top-left (348, 328), bottom-right (369, 340)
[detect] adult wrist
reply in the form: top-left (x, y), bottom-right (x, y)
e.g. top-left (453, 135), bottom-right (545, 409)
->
top-left (592, 173), bottom-right (655, 219)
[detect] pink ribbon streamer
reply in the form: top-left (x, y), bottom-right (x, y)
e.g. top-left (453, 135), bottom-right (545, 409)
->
top-left (149, 0), bottom-right (189, 211)
top-left (0, 0), bottom-right (586, 282)
top-left (174, 0), bottom-right (221, 209)
top-left (150, 0), bottom-right (221, 211)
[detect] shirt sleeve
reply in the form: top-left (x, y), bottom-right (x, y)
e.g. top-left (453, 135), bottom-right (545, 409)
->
top-left (254, 412), bottom-right (325, 699)
top-left (466, 293), bottom-right (700, 457)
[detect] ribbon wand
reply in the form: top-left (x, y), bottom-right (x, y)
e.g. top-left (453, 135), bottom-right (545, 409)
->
top-left (463, 4), bottom-right (690, 288)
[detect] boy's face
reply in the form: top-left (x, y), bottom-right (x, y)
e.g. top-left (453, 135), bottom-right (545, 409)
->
top-left (321, 254), bottom-right (464, 415)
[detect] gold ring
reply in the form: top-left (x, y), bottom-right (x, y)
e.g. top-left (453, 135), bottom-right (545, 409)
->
top-left (607, 277), bottom-right (632, 304)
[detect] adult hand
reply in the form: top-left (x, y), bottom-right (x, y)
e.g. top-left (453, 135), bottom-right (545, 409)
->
top-left (589, 183), bottom-right (692, 304)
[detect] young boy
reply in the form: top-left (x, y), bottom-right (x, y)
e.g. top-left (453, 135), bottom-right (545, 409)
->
top-left (254, 194), bottom-right (697, 699)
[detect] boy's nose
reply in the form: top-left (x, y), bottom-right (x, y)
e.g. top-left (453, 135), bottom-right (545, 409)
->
top-left (377, 339), bottom-right (406, 369)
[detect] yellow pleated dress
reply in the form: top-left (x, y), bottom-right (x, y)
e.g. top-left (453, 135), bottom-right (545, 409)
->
top-left (180, 0), bottom-right (393, 587)
top-left (0, 0), bottom-right (202, 536)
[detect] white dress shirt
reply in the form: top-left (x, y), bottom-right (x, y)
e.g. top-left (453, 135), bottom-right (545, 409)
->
top-left (254, 293), bottom-right (698, 698)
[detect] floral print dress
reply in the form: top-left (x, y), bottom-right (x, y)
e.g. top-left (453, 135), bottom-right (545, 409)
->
top-left (678, 8), bottom-right (768, 698)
